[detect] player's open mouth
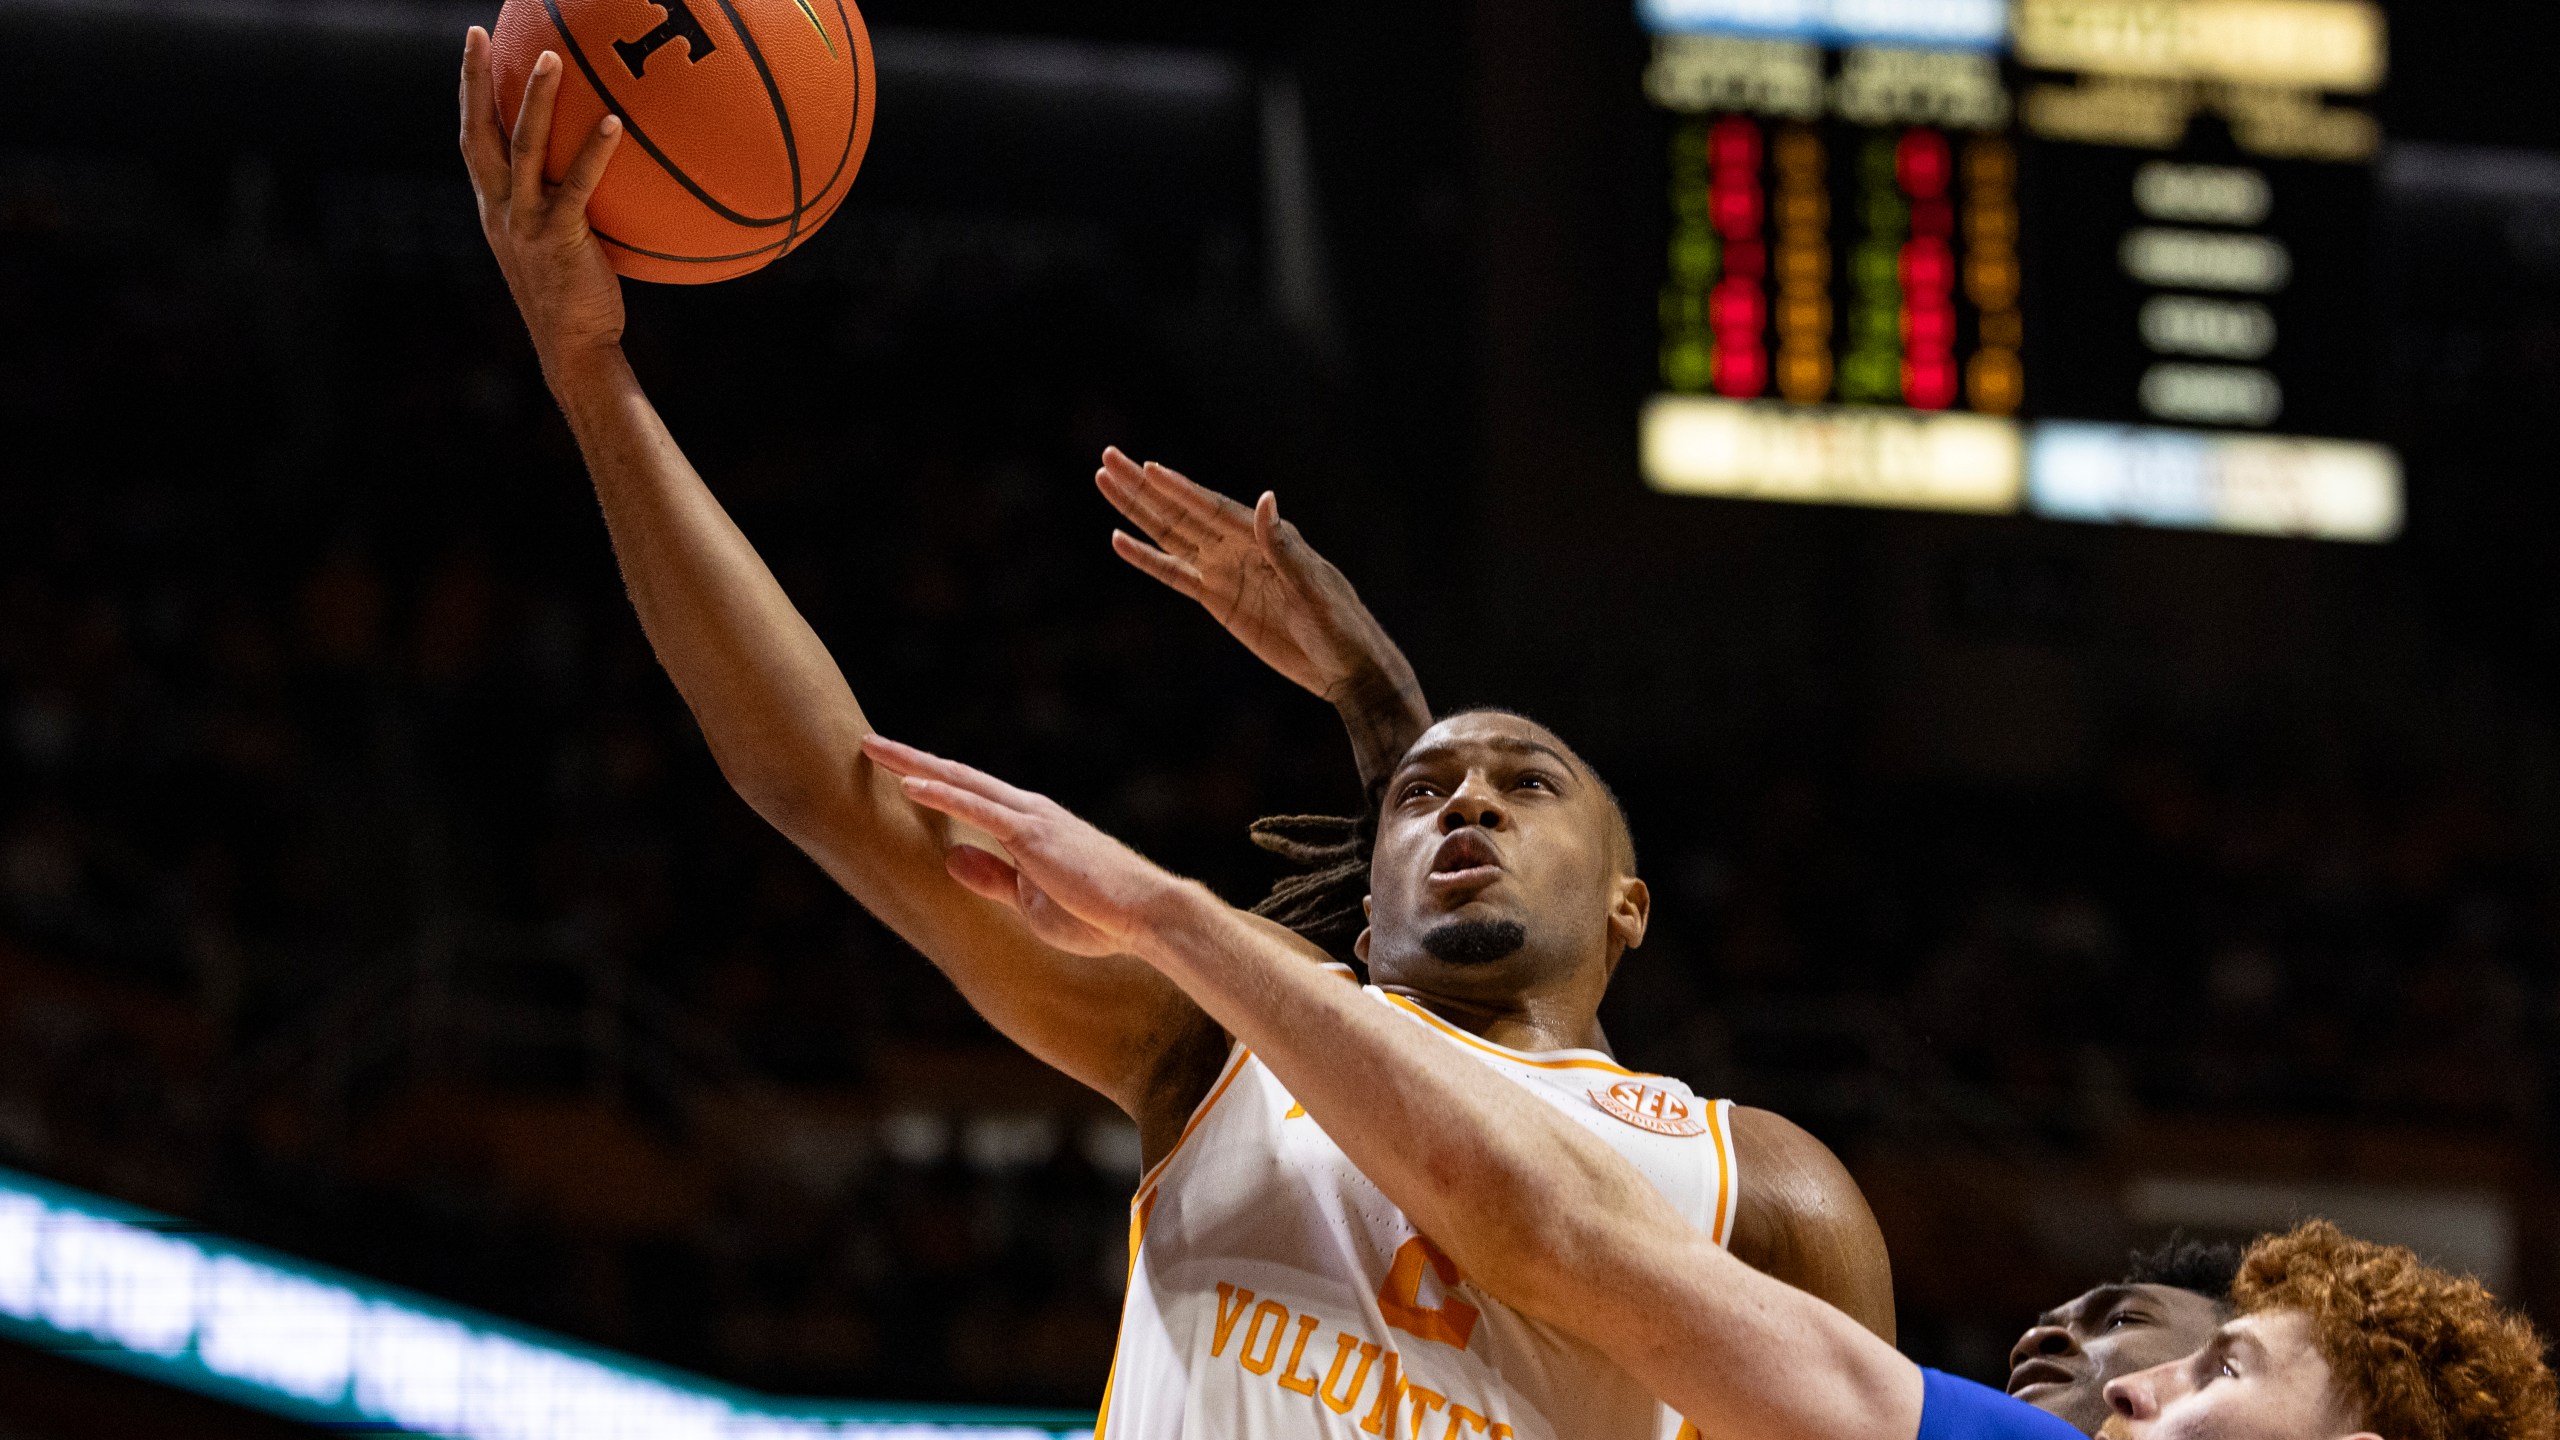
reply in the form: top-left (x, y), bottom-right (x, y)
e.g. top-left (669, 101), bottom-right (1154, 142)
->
top-left (2007, 1360), bottom-right (2078, 1396)
top-left (1428, 831), bottom-right (1504, 888)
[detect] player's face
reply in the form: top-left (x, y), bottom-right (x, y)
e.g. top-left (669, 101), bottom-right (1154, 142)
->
top-left (2010, 1283), bottom-right (2228, 1434)
top-left (1357, 713), bottom-right (1645, 1004)
top-left (2098, 1312), bottom-right (2360, 1440)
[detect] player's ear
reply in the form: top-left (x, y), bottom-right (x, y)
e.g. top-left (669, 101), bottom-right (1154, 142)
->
top-left (1608, 876), bottom-right (1649, 952)
top-left (1353, 896), bottom-right (1374, 963)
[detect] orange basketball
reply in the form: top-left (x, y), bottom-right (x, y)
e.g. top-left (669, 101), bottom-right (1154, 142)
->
top-left (491, 0), bottom-right (874, 284)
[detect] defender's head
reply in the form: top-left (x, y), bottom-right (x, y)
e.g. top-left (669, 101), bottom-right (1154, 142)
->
top-left (2099, 1222), bottom-right (2555, 1440)
top-left (1354, 711), bottom-right (1646, 1014)
top-left (2011, 1236), bottom-right (2244, 1435)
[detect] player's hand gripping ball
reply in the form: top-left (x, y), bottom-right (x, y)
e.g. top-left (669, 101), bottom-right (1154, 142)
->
top-left (490, 0), bottom-right (874, 283)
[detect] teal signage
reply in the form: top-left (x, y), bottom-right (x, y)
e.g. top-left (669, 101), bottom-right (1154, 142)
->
top-left (0, 1164), bottom-right (1095, 1437)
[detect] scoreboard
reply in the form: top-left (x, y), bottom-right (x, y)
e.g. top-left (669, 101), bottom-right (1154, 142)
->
top-left (1637, 0), bottom-right (2402, 541)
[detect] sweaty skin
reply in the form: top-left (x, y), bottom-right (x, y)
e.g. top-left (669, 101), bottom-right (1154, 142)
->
top-left (2010, 1284), bottom-right (2229, 1435)
top-left (864, 739), bottom-right (2387, 1440)
top-left (459, 28), bottom-right (1891, 1340)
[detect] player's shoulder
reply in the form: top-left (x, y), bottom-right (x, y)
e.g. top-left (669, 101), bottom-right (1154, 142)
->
top-left (1723, 1107), bottom-right (1879, 1250)
top-left (1727, 1104), bottom-right (1842, 1173)
top-left (1723, 1104), bottom-right (1897, 1336)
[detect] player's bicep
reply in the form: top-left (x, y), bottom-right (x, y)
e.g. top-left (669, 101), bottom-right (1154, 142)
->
top-left (1727, 1106), bottom-right (1898, 1344)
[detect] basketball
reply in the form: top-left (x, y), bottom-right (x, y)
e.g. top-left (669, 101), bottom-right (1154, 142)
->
top-left (489, 0), bottom-right (874, 284)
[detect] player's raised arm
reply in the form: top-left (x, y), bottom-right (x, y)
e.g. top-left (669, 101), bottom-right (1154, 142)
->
top-left (455, 29), bottom-right (1225, 1151)
top-left (1096, 451), bottom-right (1430, 790)
top-left (866, 735), bottom-right (1922, 1440)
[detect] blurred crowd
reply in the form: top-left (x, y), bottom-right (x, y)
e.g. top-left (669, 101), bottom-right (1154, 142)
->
top-left (1601, 748), bottom-right (2551, 1143)
top-left (6, 145), bottom-right (2560, 1408)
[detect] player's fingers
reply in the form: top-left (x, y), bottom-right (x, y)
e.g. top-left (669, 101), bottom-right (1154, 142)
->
top-left (1020, 885), bottom-right (1116, 953)
top-left (944, 844), bottom-right (1026, 907)
top-left (899, 776), bottom-right (1026, 845)
top-left (1095, 448), bottom-right (1182, 532)
top-left (1093, 465), bottom-right (1164, 539)
top-left (509, 50), bottom-right (563, 204)
top-left (1098, 464), bottom-right (1195, 551)
top-left (863, 734), bottom-right (1049, 813)
top-left (1139, 460), bottom-right (1234, 524)
top-left (553, 113), bottom-right (623, 213)
top-left (458, 28), bottom-right (511, 198)
top-left (861, 732), bottom-right (976, 785)
top-left (1111, 531), bottom-right (1206, 601)
top-left (1254, 494), bottom-right (1322, 595)
top-left (1252, 492), bottom-right (1285, 558)
top-left (1099, 447), bottom-right (1149, 490)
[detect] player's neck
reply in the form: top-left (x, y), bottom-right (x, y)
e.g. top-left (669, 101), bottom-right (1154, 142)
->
top-left (1377, 984), bottom-right (1614, 1057)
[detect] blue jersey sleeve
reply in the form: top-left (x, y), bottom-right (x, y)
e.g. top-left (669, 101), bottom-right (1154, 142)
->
top-left (1918, 1369), bottom-right (2091, 1440)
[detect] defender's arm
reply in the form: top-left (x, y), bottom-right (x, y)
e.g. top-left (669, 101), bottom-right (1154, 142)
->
top-left (457, 31), bottom-right (1224, 1148)
top-left (1097, 451), bottom-right (1431, 790)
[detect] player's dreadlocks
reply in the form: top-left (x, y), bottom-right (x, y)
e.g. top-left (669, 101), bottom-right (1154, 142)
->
top-left (1247, 803), bottom-right (1378, 963)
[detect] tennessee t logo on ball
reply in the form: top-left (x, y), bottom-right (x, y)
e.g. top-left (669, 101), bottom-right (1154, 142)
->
top-left (489, 0), bottom-right (875, 282)
top-left (610, 0), bottom-right (716, 76)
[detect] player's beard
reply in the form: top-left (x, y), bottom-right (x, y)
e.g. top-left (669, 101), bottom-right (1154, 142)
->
top-left (1421, 918), bottom-right (1528, 967)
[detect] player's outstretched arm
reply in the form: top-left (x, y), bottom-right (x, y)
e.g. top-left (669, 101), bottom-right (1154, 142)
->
top-left (866, 734), bottom-right (1923, 1440)
top-left (455, 30), bottom-right (1226, 1149)
top-left (1097, 450), bottom-right (1431, 790)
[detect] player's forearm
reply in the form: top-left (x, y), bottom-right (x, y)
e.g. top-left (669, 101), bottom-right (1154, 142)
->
top-left (1329, 656), bottom-right (1431, 793)
top-left (1131, 888), bottom-right (1920, 1440)
top-left (1132, 890), bottom-right (1588, 1282)
top-left (544, 347), bottom-right (870, 827)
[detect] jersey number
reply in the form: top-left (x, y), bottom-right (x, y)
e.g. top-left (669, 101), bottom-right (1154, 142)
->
top-left (1376, 1236), bottom-right (1479, 1349)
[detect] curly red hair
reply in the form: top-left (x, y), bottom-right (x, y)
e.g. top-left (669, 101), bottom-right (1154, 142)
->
top-left (2232, 1220), bottom-right (2556, 1440)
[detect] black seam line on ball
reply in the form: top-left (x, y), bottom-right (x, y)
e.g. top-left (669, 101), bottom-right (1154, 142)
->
top-left (798, 0), bottom-right (866, 206)
top-left (593, 223), bottom-right (791, 264)
top-left (705, 0), bottom-right (802, 255)
top-left (539, 0), bottom-right (795, 230)
top-left (583, 160), bottom-right (852, 266)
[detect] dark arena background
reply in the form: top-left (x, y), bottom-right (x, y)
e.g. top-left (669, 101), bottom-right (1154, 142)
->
top-left (6, 0), bottom-right (2560, 1433)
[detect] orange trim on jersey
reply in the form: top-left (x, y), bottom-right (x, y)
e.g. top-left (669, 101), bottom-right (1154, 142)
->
top-left (1092, 1189), bottom-right (1158, 1438)
top-left (1133, 1043), bottom-right (1254, 1203)
top-left (1381, 993), bottom-right (1642, 1076)
top-left (1385, 991), bottom-right (1743, 1249)
top-left (1704, 1099), bottom-right (1735, 1246)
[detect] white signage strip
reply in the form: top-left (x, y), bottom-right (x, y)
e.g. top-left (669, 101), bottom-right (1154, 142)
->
top-left (0, 1168), bottom-right (1094, 1440)
top-left (2027, 422), bottom-right (2403, 540)
top-left (2012, 0), bottom-right (2388, 93)
top-left (1640, 397), bottom-right (2401, 542)
top-left (1642, 396), bottom-right (2028, 513)
top-left (1636, 0), bottom-right (2010, 50)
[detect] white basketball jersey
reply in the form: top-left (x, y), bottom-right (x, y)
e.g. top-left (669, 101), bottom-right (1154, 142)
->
top-left (1095, 984), bottom-right (1739, 1440)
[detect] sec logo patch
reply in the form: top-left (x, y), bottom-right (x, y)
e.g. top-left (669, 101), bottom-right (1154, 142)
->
top-left (1589, 1080), bottom-right (1707, 1137)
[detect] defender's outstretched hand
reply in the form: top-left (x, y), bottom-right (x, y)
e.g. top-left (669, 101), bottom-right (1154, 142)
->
top-left (1097, 450), bottom-right (1429, 784)
top-left (458, 26), bottom-right (627, 366)
top-left (860, 734), bottom-right (1192, 960)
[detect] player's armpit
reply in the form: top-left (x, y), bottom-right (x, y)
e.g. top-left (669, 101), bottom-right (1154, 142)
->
top-left (775, 761), bottom-right (1232, 1163)
top-left (1724, 1106), bottom-right (1897, 1344)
